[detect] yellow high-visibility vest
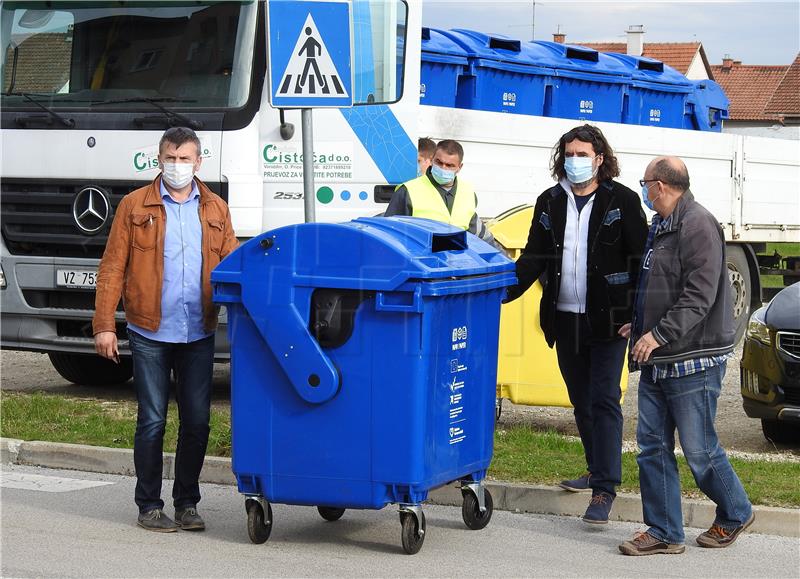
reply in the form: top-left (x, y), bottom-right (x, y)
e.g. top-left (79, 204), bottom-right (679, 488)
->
top-left (405, 175), bottom-right (476, 231)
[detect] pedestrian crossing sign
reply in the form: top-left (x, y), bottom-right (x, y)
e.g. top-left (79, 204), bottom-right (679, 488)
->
top-left (267, 0), bottom-right (353, 108)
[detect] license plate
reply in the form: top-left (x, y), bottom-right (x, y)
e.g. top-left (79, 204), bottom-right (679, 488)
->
top-left (56, 269), bottom-right (97, 289)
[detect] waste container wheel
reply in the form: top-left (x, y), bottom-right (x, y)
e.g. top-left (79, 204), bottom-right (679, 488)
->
top-left (461, 487), bottom-right (493, 530)
top-left (317, 506), bottom-right (346, 521)
top-left (400, 510), bottom-right (426, 555)
top-left (246, 500), bottom-right (273, 544)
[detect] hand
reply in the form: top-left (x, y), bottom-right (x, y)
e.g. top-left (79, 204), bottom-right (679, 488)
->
top-left (631, 331), bottom-right (659, 363)
top-left (94, 331), bottom-right (119, 363)
top-left (503, 286), bottom-right (521, 304)
top-left (618, 323), bottom-right (632, 339)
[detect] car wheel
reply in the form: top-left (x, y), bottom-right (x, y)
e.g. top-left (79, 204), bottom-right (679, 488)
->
top-left (761, 419), bottom-right (800, 444)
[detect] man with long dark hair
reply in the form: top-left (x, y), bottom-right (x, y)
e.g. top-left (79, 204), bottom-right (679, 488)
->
top-left (505, 124), bottom-right (648, 524)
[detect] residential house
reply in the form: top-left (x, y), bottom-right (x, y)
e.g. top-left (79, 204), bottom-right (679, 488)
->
top-left (711, 54), bottom-right (799, 140)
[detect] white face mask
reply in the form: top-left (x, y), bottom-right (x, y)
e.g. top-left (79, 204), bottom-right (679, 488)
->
top-left (162, 162), bottom-right (195, 189)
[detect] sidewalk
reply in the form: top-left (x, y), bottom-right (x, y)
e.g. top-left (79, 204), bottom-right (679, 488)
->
top-left (2, 437), bottom-right (797, 538)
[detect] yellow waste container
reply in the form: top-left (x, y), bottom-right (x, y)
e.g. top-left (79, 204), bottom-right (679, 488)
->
top-left (488, 205), bottom-right (629, 407)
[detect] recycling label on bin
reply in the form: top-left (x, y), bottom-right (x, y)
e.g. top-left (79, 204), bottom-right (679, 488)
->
top-left (448, 325), bottom-right (469, 445)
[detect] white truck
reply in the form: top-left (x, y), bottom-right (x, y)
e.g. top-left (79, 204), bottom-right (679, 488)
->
top-left (2, 0), bottom-right (798, 386)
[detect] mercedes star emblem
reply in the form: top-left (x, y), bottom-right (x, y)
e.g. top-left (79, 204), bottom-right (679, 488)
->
top-left (72, 187), bottom-right (111, 235)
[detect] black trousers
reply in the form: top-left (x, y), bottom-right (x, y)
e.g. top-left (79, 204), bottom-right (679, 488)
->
top-left (554, 311), bottom-right (627, 496)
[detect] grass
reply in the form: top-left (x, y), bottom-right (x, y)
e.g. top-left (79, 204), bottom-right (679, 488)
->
top-left (759, 242), bottom-right (800, 288)
top-left (0, 392), bottom-right (231, 457)
top-left (2, 393), bottom-right (798, 507)
top-left (492, 425), bottom-right (800, 508)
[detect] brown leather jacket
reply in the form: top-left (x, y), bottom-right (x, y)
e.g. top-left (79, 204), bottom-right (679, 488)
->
top-left (93, 176), bottom-right (238, 336)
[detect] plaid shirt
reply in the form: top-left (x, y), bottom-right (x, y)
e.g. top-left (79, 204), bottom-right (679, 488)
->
top-left (631, 214), bottom-right (730, 380)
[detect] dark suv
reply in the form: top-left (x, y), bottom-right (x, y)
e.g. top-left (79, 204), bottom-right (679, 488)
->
top-left (740, 283), bottom-right (800, 444)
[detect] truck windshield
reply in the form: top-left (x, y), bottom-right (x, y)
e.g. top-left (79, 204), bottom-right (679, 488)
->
top-left (1, 1), bottom-right (257, 109)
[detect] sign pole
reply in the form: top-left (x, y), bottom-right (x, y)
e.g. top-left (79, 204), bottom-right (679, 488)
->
top-left (267, 0), bottom-right (354, 224)
top-left (301, 108), bottom-right (315, 223)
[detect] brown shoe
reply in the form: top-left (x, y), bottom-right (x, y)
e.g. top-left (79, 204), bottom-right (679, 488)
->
top-left (696, 513), bottom-right (755, 548)
top-left (619, 531), bottom-right (685, 556)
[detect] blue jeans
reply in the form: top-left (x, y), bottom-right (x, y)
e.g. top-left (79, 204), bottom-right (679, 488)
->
top-left (555, 312), bottom-right (627, 496)
top-left (637, 362), bottom-right (752, 544)
top-left (128, 330), bottom-right (214, 513)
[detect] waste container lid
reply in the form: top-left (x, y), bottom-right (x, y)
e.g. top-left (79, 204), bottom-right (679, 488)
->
top-left (527, 41), bottom-right (630, 79)
top-left (422, 27), bottom-right (469, 63)
top-left (212, 217), bottom-right (515, 293)
top-left (441, 29), bottom-right (552, 73)
top-left (604, 53), bottom-right (692, 90)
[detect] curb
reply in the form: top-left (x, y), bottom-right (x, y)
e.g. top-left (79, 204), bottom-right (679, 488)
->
top-left (3, 438), bottom-right (798, 538)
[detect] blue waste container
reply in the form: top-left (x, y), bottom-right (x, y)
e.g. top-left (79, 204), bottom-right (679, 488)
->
top-left (212, 217), bottom-right (516, 554)
top-left (604, 53), bottom-right (693, 129)
top-left (527, 41), bottom-right (630, 123)
top-left (441, 29), bottom-right (553, 115)
top-left (420, 27), bottom-right (469, 107)
top-left (683, 79), bottom-right (729, 132)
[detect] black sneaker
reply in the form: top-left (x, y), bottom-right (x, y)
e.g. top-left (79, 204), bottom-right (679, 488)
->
top-left (175, 506), bottom-right (205, 531)
top-left (582, 491), bottom-right (614, 524)
top-left (696, 513), bottom-right (755, 548)
top-left (137, 508), bottom-right (178, 533)
top-left (558, 473), bottom-right (592, 493)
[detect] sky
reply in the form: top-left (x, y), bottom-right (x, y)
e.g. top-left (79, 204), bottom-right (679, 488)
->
top-left (423, 1), bottom-right (800, 66)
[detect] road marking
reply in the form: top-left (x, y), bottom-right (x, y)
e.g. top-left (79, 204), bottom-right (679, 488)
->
top-left (276, 13), bottom-right (348, 98)
top-left (0, 472), bottom-right (114, 492)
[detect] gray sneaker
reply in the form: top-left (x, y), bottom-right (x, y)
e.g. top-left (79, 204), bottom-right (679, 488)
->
top-left (138, 508), bottom-right (178, 533)
top-left (175, 507), bottom-right (205, 531)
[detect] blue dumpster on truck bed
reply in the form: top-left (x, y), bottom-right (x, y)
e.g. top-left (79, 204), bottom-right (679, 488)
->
top-left (442, 29), bottom-right (554, 115)
top-left (684, 79), bottom-right (729, 132)
top-left (525, 41), bottom-right (631, 123)
top-left (420, 27), bottom-right (469, 107)
top-left (604, 53), bottom-right (693, 129)
top-left (212, 217), bottom-right (516, 554)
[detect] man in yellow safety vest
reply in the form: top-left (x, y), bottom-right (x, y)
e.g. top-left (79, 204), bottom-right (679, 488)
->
top-left (385, 139), bottom-right (493, 242)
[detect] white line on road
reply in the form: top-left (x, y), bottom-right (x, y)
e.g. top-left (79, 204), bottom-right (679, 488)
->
top-left (0, 471), bottom-right (115, 492)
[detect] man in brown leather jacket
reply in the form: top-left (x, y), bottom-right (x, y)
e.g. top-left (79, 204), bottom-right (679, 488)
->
top-left (93, 127), bottom-right (237, 532)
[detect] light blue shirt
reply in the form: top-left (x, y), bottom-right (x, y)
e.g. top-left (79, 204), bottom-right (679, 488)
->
top-left (128, 180), bottom-right (211, 343)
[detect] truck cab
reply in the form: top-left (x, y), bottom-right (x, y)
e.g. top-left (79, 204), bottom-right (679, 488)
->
top-left (0, 0), bottom-right (417, 384)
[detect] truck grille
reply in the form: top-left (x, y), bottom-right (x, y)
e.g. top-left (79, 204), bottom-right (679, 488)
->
top-left (1, 180), bottom-right (139, 258)
top-left (777, 332), bottom-right (800, 360)
top-left (21, 289), bottom-right (122, 312)
top-left (1, 179), bottom-right (227, 258)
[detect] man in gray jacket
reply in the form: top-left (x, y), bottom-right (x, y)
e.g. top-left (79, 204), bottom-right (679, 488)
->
top-left (618, 156), bottom-right (753, 556)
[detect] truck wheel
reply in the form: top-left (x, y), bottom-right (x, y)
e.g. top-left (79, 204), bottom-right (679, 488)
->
top-left (726, 245), bottom-right (751, 345)
top-left (761, 419), bottom-right (800, 444)
top-left (47, 352), bottom-right (133, 386)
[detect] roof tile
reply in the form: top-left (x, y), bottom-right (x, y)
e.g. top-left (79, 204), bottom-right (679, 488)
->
top-left (764, 53), bottom-right (800, 117)
top-left (577, 42), bottom-right (702, 75)
top-left (710, 62), bottom-right (788, 121)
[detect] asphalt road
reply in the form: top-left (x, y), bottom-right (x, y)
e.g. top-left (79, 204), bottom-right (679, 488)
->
top-left (2, 345), bottom-right (798, 459)
top-left (2, 464), bottom-right (797, 578)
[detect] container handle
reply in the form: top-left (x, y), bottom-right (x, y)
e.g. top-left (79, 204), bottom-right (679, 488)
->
top-left (375, 286), bottom-right (423, 313)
